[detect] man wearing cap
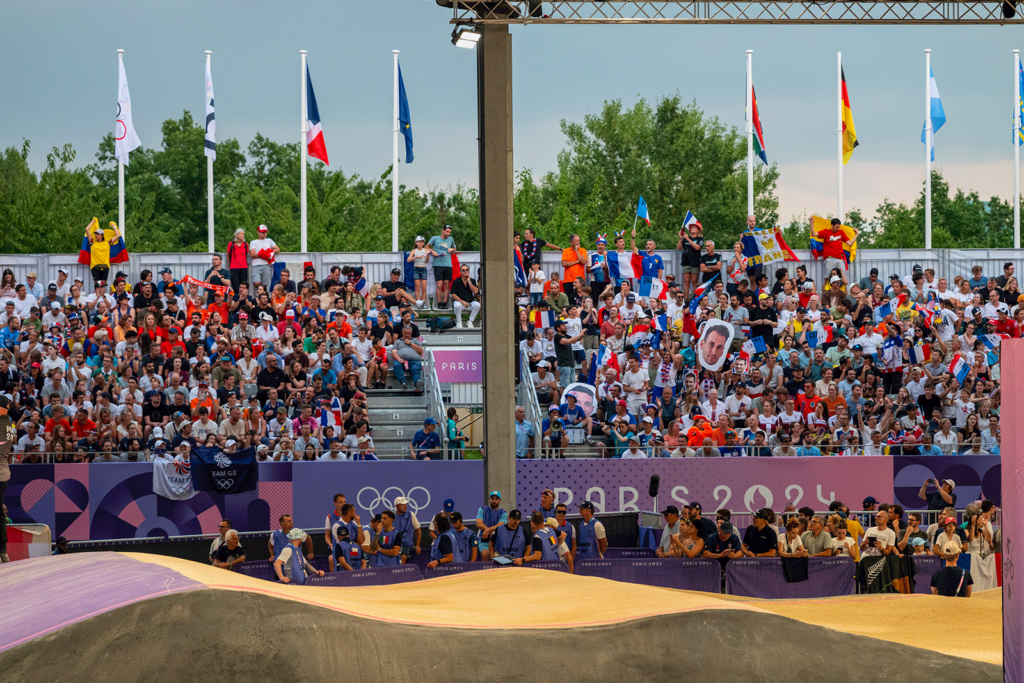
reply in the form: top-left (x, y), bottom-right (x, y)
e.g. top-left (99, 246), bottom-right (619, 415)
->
top-left (654, 506), bottom-right (682, 558)
top-left (918, 477), bottom-right (957, 511)
top-left (380, 268), bottom-right (418, 310)
top-left (410, 417), bottom-right (441, 460)
top-left (490, 509), bottom-right (528, 562)
top-left (249, 224), bottom-right (279, 292)
top-left (742, 509), bottom-right (779, 557)
top-left (391, 496), bottom-right (421, 563)
top-left (428, 498), bottom-right (456, 540)
top-left (274, 529), bottom-right (324, 584)
top-left (622, 435), bottom-right (646, 459)
top-left (575, 501), bottom-right (607, 560)
top-left (703, 521), bottom-right (743, 569)
top-left (476, 491), bottom-right (508, 561)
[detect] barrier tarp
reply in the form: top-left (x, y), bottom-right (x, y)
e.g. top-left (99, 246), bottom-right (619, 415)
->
top-left (575, 558), bottom-right (722, 593)
top-left (306, 564), bottom-right (422, 587)
top-left (726, 557), bottom-right (855, 598)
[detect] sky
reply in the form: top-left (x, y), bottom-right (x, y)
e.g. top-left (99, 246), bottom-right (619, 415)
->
top-left (3, 1), bottom-right (1024, 225)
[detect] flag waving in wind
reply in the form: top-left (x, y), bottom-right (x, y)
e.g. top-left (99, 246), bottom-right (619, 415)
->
top-left (636, 196), bottom-right (651, 226)
top-left (683, 211), bottom-right (702, 232)
top-left (204, 58), bottom-right (216, 160)
top-left (749, 84), bottom-right (767, 165)
top-left (398, 63), bottom-right (414, 164)
top-left (305, 63), bottom-right (329, 165)
top-left (689, 273), bottom-right (719, 314)
top-left (1017, 54), bottom-right (1024, 146)
top-left (115, 57), bottom-right (142, 165)
top-left (921, 67), bottom-right (946, 162)
top-left (841, 66), bottom-right (859, 164)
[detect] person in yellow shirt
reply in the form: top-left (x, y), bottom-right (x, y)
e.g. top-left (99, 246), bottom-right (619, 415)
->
top-left (87, 222), bottom-right (112, 284)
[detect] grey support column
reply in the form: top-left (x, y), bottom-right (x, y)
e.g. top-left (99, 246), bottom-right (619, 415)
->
top-left (477, 24), bottom-right (516, 509)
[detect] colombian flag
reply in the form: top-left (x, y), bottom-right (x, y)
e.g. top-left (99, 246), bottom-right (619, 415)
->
top-left (809, 216), bottom-right (856, 264)
top-left (841, 66), bottom-right (859, 164)
top-left (77, 218), bottom-right (129, 266)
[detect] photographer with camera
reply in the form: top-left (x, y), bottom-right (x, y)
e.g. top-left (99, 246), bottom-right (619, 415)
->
top-left (917, 477), bottom-right (956, 511)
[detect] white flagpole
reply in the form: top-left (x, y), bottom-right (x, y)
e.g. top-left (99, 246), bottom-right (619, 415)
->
top-left (300, 50), bottom-right (308, 253)
top-left (392, 50), bottom-right (400, 253)
top-left (925, 49), bottom-right (932, 250)
top-left (206, 51), bottom-right (215, 254)
top-left (837, 51), bottom-right (843, 223)
top-left (117, 49), bottom-right (126, 243)
top-left (746, 50), bottom-right (754, 217)
top-left (1015, 50), bottom-right (1021, 249)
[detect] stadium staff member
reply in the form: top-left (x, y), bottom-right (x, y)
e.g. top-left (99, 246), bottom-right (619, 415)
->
top-left (490, 509), bottom-right (528, 563)
top-left (523, 511), bottom-right (561, 562)
top-left (576, 501), bottom-right (607, 560)
top-left (274, 529), bottom-right (324, 585)
top-left (0, 395), bottom-right (12, 563)
top-left (476, 491), bottom-right (508, 561)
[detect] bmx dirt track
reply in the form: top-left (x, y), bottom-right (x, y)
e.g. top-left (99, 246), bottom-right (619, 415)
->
top-left (0, 553), bottom-right (1002, 683)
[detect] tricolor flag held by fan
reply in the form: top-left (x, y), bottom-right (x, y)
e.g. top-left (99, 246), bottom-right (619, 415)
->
top-left (355, 276), bottom-right (369, 297)
top-left (908, 343), bottom-right (931, 365)
top-left (637, 276), bottom-right (668, 300)
top-left (319, 397), bottom-right (342, 428)
top-left (948, 354), bottom-right (970, 385)
top-left (654, 314), bottom-right (669, 333)
top-left (742, 336), bottom-right (768, 357)
top-left (593, 251), bottom-right (641, 281)
top-left (683, 211), bottom-right (702, 232)
top-left (628, 321), bottom-right (651, 347)
top-left (636, 196), bottom-right (651, 226)
top-left (534, 310), bottom-right (556, 329)
top-left (688, 273), bottom-right (718, 314)
top-left (874, 300), bottom-right (892, 322)
top-left (806, 326), bottom-right (833, 349)
top-left (305, 62), bottom-right (329, 165)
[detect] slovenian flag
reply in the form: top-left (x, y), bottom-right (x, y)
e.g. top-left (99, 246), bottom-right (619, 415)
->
top-left (688, 273), bottom-right (718, 314)
top-left (742, 336), bottom-right (768, 356)
top-left (683, 211), bottom-right (702, 231)
top-left (637, 276), bottom-right (668, 300)
top-left (305, 62), bottom-right (329, 165)
top-left (921, 66), bottom-right (945, 162)
top-left (534, 311), bottom-right (556, 329)
top-left (949, 354), bottom-right (970, 385)
top-left (636, 196), bottom-right (651, 226)
top-left (908, 343), bottom-right (931, 364)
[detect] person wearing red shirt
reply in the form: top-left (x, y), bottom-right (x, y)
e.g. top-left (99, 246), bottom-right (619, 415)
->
top-left (203, 290), bottom-right (230, 325)
top-left (795, 381), bottom-right (824, 418)
top-left (277, 309), bottom-right (302, 337)
top-left (70, 411), bottom-right (96, 440)
top-left (993, 309), bottom-right (1019, 338)
top-left (160, 327), bottom-right (187, 357)
top-left (821, 218), bottom-right (856, 278)
top-left (44, 406), bottom-right (70, 436)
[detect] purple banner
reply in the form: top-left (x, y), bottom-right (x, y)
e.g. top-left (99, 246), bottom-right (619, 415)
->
top-left (575, 558), bottom-right (721, 593)
top-left (892, 456), bottom-right (1001, 509)
top-left (516, 458), bottom-right (893, 517)
top-left (306, 564), bottom-right (422, 587)
top-left (423, 560), bottom-right (568, 579)
top-left (909, 554), bottom-right (944, 595)
top-left (432, 348), bottom-right (481, 382)
top-left (725, 557), bottom-right (855, 598)
top-left (603, 548), bottom-right (656, 559)
top-left (5, 461), bottom-right (484, 542)
top-left (1003, 339), bottom-right (1024, 683)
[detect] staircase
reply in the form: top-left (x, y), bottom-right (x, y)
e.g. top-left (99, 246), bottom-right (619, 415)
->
top-left (364, 388), bottom-right (430, 459)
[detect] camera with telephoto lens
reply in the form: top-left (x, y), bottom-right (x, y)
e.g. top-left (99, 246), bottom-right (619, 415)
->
top-left (550, 419), bottom-right (562, 433)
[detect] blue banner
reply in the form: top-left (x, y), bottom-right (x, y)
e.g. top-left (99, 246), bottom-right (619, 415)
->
top-left (190, 447), bottom-right (258, 494)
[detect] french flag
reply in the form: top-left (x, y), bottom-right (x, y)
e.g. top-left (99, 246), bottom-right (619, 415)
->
top-left (638, 276), bottom-right (668, 300)
top-left (908, 343), bottom-right (931, 364)
top-left (949, 354), bottom-right (970, 385)
top-left (688, 273), bottom-right (718, 314)
top-left (355, 277), bottom-right (369, 297)
top-left (806, 326), bottom-right (833, 349)
top-left (636, 196), bottom-right (651, 226)
top-left (594, 252), bottom-right (641, 281)
top-left (683, 211), bottom-right (702, 231)
top-left (306, 63), bottom-right (329, 165)
top-left (319, 397), bottom-right (342, 428)
top-left (742, 336), bottom-right (768, 356)
top-left (534, 310), bottom-right (556, 329)
top-left (628, 322), bottom-right (650, 346)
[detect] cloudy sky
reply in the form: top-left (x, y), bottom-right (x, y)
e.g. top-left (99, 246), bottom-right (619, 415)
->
top-left (3, 1), bottom-right (1023, 224)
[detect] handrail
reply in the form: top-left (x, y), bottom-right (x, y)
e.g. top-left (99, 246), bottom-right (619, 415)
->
top-left (424, 349), bottom-right (449, 459)
top-left (516, 346), bottom-right (544, 459)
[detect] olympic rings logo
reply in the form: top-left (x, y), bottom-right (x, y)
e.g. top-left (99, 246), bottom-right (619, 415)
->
top-left (357, 486), bottom-right (431, 515)
top-left (215, 479), bottom-right (235, 490)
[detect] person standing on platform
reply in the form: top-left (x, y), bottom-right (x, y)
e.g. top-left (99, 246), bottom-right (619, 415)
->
top-left (560, 234), bottom-right (588, 295)
top-left (575, 501), bottom-right (607, 560)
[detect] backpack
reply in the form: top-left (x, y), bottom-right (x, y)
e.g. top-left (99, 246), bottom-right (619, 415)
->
top-left (427, 317), bottom-right (456, 333)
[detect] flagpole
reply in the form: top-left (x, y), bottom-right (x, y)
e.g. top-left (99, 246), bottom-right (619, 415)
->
top-left (300, 50), bottom-right (308, 254)
top-left (925, 49), bottom-right (932, 250)
top-left (1015, 50), bottom-right (1021, 249)
top-left (746, 50), bottom-right (754, 217)
top-left (117, 49), bottom-right (126, 244)
top-left (392, 50), bottom-right (400, 253)
top-left (206, 51), bottom-right (215, 254)
top-left (837, 51), bottom-right (843, 223)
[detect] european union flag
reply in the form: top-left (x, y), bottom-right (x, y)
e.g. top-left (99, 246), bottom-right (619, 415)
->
top-left (398, 63), bottom-right (414, 163)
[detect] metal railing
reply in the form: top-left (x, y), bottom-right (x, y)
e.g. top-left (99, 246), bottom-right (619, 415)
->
top-left (424, 349), bottom-right (451, 459)
top-left (516, 346), bottom-right (544, 459)
top-left (542, 442), bottom-right (999, 459)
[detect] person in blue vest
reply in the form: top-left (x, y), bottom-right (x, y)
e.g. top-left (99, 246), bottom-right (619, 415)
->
top-left (333, 525), bottom-right (364, 571)
top-left (524, 511), bottom-right (562, 563)
top-left (490, 509), bottom-right (528, 563)
top-left (553, 503), bottom-right (576, 558)
top-left (544, 516), bottom-right (574, 573)
top-left (450, 511), bottom-right (479, 561)
top-left (324, 493), bottom-right (346, 572)
top-left (427, 513), bottom-right (464, 569)
top-left (476, 490), bottom-right (508, 561)
top-left (269, 513), bottom-right (313, 560)
top-left (362, 514), bottom-right (383, 568)
top-left (329, 503), bottom-right (365, 551)
top-left (274, 529), bottom-right (324, 585)
top-left (575, 500), bottom-right (607, 560)
top-left (393, 496), bottom-right (422, 563)
top-left (370, 510), bottom-right (404, 567)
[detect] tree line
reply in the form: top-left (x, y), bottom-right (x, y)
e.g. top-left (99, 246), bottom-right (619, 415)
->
top-left (0, 95), bottom-right (1014, 256)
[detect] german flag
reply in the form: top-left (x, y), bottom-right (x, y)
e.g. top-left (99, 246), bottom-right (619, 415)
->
top-left (841, 66), bottom-right (859, 164)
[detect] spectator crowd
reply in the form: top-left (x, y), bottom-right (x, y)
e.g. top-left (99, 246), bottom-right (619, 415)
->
top-left (515, 219), bottom-right (1008, 459)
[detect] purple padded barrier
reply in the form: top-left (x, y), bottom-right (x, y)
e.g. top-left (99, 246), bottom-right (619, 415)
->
top-left (911, 554), bottom-right (944, 594)
top-left (0, 553), bottom-right (202, 653)
top-left (725, 557), bottom-right (855, 598)
top-left (423, 560), bottom-right (569, 579)
top-left (638, 527), bottom-right (659, 550)
top-left (236, 560), bottom-right (277, 582)
top-left (306, 564), bottom-right (422, 587)
top-left (574, 558), bottom-right (722, 593)
top-left (603, 548), bottom-right (657, 559)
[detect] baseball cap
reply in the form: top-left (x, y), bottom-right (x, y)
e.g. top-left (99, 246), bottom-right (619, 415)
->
top-left (285, 309), bottom-right (295, 317)
top-left (415, 235), bottom-right (425, 242)
top-left (942, 516), bottom-right (957, 526)
top-left (754, 508), bottom-right (772, 521)
top-left (548, 405), bottom-right (560, 414)
top-left (158, 267), bottom-right (172, 275)
top-left (642, 416), bottom-right (654, 423)
top-left (890, 273), bottom-right (900, 280)
top-left (943, 479), bottom-right (956, 489)
top-left (221, 355), bottom-right (233, 362)
top-left (578, 501), bottom-right (595, 511)
top-left (353, 391), bottom-right (366, 400)
top-left (628, 436), bottom-right (640, 444)
top-left (863, 496), bottom-right (877, 505)
top-left (509, 509), bottom-right (523, 519)
top-left (287, 528), bottom-right (307, 541)
top-left (47, 282), bottom-right (57, 290)
top-left (719, 521), bottom-right (734, 533)
top-left (802, 282), bottom-right (813, 290)
top-left (830, 276), bottom-right (841, 284)
top-left (537, 360), bottom-right (550, 368)
top-left (239, 312), bottom-right (248, 319)
top-left (443, 498), bottom-right (455, 512)
top-left (758, 292), bottom-right (771, 300)
top-left (424, 417), bottom-right (438, 425)
top-left (391, 268), bottom-right (401, 275)
top-left (661, 505), bottom-right (679, 516)
top-left (626, 294), bottom-right (636, 303)
top-left (394, 497), bottom-right (409, 505)
top-left (489, 490), bottom-right (502, 499)
top-left (258, 224), bottom-right (268, 232)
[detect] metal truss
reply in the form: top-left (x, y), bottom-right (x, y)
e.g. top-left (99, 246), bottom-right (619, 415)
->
top-left (447, 1), bottom-right (1024, 25)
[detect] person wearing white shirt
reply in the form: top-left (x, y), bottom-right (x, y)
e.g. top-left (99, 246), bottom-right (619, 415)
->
top-left (255, 316), bottom-right (280, 344)
top-left (248, 225), bottom-right (279, 292)
top-left (853, 330), bottom-right (883, 356)
top-left (701, 389), bottom-right (724, 423)
top-left (723, 385), bottom-right (752, 420)
top-left (933, 419), bottom-right (959, 453)
top-left (621, 437), bottom-right (648, 459)
top-left (11, 286), bottom-right (37, 318)
top-left (982, 292), bottom-right (1009, 319)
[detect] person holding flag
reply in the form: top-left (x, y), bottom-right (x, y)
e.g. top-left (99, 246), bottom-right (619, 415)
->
top-left (78, 218), bottom-right (129, 285)
top-left (630, 228), bottom-right (663, 279)
top-left (677, 211), bottom-right (704, 300)
top-left (821, 217), bottom-right (858, 278)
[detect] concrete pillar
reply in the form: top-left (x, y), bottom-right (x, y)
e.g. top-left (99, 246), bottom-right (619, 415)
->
top-left (477, 24), bottom-right (516, 509)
